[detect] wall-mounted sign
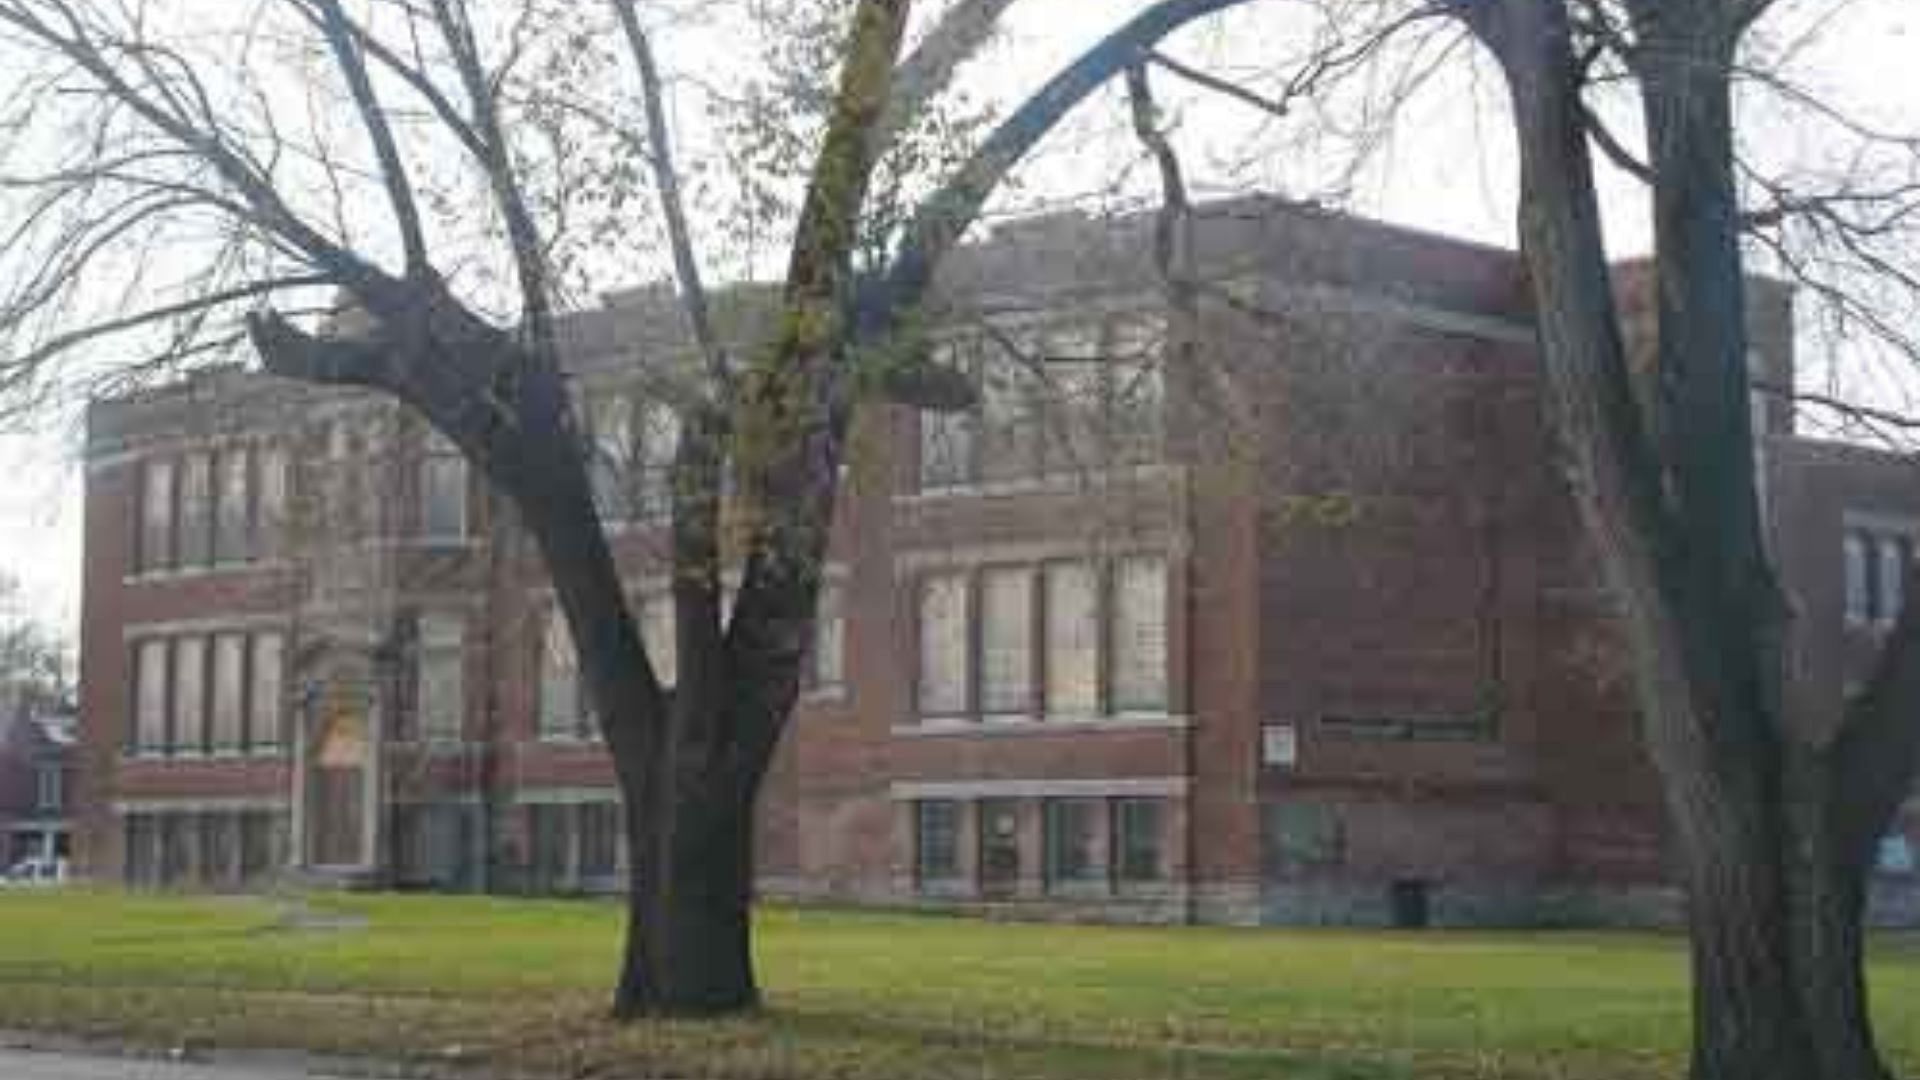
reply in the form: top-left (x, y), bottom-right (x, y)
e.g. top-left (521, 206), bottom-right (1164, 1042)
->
top-left (1262, 722), bottom-right (1298, 768)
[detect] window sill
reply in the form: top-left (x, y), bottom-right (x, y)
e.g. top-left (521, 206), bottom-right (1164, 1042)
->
top-left (388, 738), bottom-right (478, 755)
top-left (534, 733), bottom-right (606, 748)
top-left (892, 714), bottom-right (1191, 738)
top-left (902, 464), bottom-right (1178, 504)
top-left (800, 685), bottom-right (849, 705)
top-left (125, 559), bottom-right (292, 585)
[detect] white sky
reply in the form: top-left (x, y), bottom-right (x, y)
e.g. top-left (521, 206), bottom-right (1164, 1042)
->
top-left (0, 0), bottom-right (1912, 632)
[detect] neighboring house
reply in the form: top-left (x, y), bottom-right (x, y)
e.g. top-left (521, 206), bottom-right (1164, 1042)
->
top-left (0, 705), bottom-right (76, 872)
top-left (72, 197), bottom-right (1920, 925)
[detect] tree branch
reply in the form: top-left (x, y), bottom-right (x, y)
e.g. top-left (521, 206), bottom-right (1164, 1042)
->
top-left (308, 0), bottom-right (431, 276)
top-left (878, 0), bottom-right (1019, 153)
top-left (870, 0), bottom-right (1264, 374)
top-left (608, 1), bottom-right (729, 396)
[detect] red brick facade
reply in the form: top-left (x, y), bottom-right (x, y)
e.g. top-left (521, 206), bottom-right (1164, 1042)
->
top-left (73, 200), bottom-right (1920, 925)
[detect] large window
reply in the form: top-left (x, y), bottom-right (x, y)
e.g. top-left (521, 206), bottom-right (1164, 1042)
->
top-left (419, 433), bottom-right (467, 542)
top-left (579, 802), bottom-right (620, 880)
top-left (918, 323), bottom-right (1165, 490)
top-left (917, 574), bottom-right (970, 716)
top-left (124, 809), bottom-right (287, 891)
top-left (1111, 557), bottom-right (1169, 712)
top-left (134, 639), bottom-right (170, 753)
top-left (215, 450), bottom-right (251, 563)
top-left (809, 583), bottom-right (846, 693)
top-left (1044, 562), bottom-right (1100, 715)
top-left (979, 568), bottom-right (1033, 715)
top-left (136, 444), bottom-right (289, 572)
top-left (1113, 798), bottom-right (1166, 883)
top-left (171, 636), bottom-right (207, 755)
top-left (35, 763), bottom-right (61, 813)
top-left (256, 446), bottom-right (289, 558)
top-left (178, 451), bottom-right (214, 567)
top-left (1845, 526), bottom-right (1913, 626)
top-left (584, 391), bottom-right (679, 523)
top-left (211, 633), bottom-right (247, 753)
top-left (912, 555), bottom-right (1171, 723)
top-left (414, 614), bottom-right (465, 742)
top-left (979, 799), bottom-right (1021, 893)
top-left (249, 633), bottom-right (285, 751)
top-left (139, 458), bottom-right (175, 571)
top-left (539, 612), bottom-right (584, 741)
top-left (1043, 798), bottom-right (1101, 887)
top-left (915, 800), bottom-right (961, 883)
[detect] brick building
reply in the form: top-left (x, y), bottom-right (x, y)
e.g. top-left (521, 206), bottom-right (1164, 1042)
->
top-left (73, 199), bottom-right (1920, 925)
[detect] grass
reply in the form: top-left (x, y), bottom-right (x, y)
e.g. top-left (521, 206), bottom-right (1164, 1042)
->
top-left (0, 890), bottom-right (1916, 1080)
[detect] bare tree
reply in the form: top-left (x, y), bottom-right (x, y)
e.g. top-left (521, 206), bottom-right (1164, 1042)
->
top-left (1435, 1), bottom-right (1920, 1078)
top-left (0, 0), bottom-right (1269, 1015)
top-left (0, 572), bottom-right (69, 719)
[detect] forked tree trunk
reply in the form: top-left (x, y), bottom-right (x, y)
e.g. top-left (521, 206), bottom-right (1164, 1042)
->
top-left (1454, 2), bottom-right (1909, 1078)
top-left (1784, 760), bottom-right (1895, 1080)
top-left (1674, 761), bottom-right (1818, 1080)
top-left (614, 759), bottom-right (760, 1017)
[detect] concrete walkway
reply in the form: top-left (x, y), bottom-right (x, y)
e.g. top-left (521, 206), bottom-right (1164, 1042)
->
top-left (0, 1048), bottom-right (390, 1079)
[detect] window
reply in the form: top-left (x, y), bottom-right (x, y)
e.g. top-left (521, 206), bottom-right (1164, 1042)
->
top-left (211, 634), bottom-right (247, 753)
top-left (979, 799), bottom-right (1021, 892)
top-left (636, 403), bottom-right (680, 519)
top-left (979, 568), bottom-right (1033, 715)
top-left (1044, 798), bottom-right (1101, 887)
top-left (642, 594), bottom-right (677, 689)
top-left (1845, 526), bottom-right (1914, 626)
top-left (911, 554), bottom-right (1173, 724)
top-left (1109, 322), bottom-right (1167, 465)
top-left (978, 354), bottom-right (1040, 483)
top-left (1040, 354), bottom-right (1104, 477)
top-left (919, 323), bottom-right (1166, 491)
top-left (527, 803), bottom-right (569, 893)
top-left (201, 813), bottom-right (238, 887)
top-left (215, 449), bottom-right (251, 563)
top-left (922, 404), bottom-right (979, 489)
top-left (178, 451), bottom-right (214, 567)
top-left (1880, 536), bottom-right (1910, 623)
top-left (125, 814), bottom-right (159, 887)
top-left (587, 394), bottom-right (635, 521)
top-left (539, 613), bottom-right (583, 740)
top-left (139, 458), bottom-right (176, 571)
top-left (160, 814), bottom-right (192, 886)
top-left (915, 800), bottom-right (960, 883)
top-left (810, 583), bottom-right (846, 692)
top-left (34, 763), bottom-right (61, 813)
top-left (239, 812), bottom-right (279, 882)
top-left (415, 615), bottom-right (465, 741)
top-left (580, 801), bottom-right (620, 880)
top-left (1113, 798), bottom-right (1166, 883)
top-left (420, 433), bottom-right (467, 542)
top-left (249, 634), bottom-right (285, 751)
top-left (255, 445), bottom-right (288, 559)
top-left (171, 636), bottom-right (207, 754)
top-left (134, 639), bottom-right (169, 753)
top-left (917, 574), bottom-right (969, 716)
top-left (1111, 557), bottom-right (1168, 712)
top-left (1044, 562), bottom-right (1100, 715)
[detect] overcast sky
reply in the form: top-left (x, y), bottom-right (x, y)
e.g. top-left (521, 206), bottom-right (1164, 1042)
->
top-left (0, 0), bottom-right (1911, 633)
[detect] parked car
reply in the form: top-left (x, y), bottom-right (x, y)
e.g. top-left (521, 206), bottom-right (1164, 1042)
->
top-left (2, 856), bottom-right (67, 886)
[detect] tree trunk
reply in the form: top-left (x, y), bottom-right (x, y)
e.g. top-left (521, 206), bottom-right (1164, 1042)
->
top-left (1785, 757), bottom-right (1895, 1080)
top-left (614, 768), bottom-right (759, 1017)
top-left (1675, 765), bottom-right (1817, 1080)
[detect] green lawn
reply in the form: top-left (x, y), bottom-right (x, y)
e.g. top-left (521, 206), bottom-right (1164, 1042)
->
top-left (0, 890), bottom-right (1916, 1080)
